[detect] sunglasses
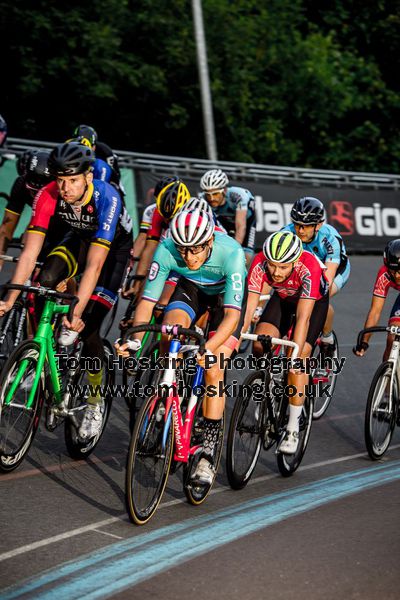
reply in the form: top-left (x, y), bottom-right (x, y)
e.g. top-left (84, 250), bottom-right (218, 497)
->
top-left (176, 242), bottom-right (209, 256)
top-left (205, 190), bottom-right (224, 197)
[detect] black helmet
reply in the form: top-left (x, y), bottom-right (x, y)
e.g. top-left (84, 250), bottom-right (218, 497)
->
top-left (17, 149), bottom-right (34, 177)
top-left (384, 239), bottom-right (400, 271)
top-left (73, 124), bottom-right (98, 147)
top-left (25, 149), bottom-right (52, 191)
top-left (48, 142), bottom-right (95, 176)
top-left (291, 197), bottom-right (325, 225)
top-left (154, 175), bottom-right (179, 199)
top-left (0, 114), bottom-right (7, 147)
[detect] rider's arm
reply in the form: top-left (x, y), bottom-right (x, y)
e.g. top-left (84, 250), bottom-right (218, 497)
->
top-left (207, 307), bottom-right (240, 353)
top-left (234, 209), bottom-right (247, 245)
top-left (242, 291), bottom-right (260, 335)
top-left (1, 231), bottom-right (44, 306)
top-left (132, 231), bottom-right (147, 260)
top-left (0, 210), bottom-right (19, 269)
top-left (73, 244), bottom-right (109, 317)
top-left (358, 295), bottom-right (385, 349)
top-left (325, 261), bottom-right (339, 290)
top-left (293, 297), bottom-right (316, 356)
top-left (134, 239), bottom-right (158, 288)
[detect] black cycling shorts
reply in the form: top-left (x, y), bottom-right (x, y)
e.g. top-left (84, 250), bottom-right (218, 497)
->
top-left (259, 292), bottom-right (329, 347)
top-left (165, 277), bottom-right (247, 342)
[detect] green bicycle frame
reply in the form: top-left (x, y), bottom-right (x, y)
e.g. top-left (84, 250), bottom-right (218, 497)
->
top-left (135, 314), bottom-right (161, 359)
top-left (5, 300), bottom-right (71, 409)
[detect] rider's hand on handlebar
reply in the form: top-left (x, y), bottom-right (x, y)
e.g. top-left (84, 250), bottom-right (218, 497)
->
top-left (63, 314), bottom-right (85, 333)
top-left (353, 341), bottom-right (369, 357)
top-left (0, 299), bottom-right (13, 317)
top-left (115, 337), bottom-right (142, 358)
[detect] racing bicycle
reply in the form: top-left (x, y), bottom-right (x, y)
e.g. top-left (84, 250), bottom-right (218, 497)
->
top-left (226, 331), bottom-right (313, 488)
top-left (125, 323), bottom-right (224, 525)
top-left (0, 284), bottom-right (114, 472)
top-left (355, 325), bottom-right (400, 460)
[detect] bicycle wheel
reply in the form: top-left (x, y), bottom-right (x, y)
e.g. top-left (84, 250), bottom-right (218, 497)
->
top-left (123, 337), bottom-right (161, 431)
top-left (365, 361), bottom-right (398, 460)
top-left (183, 401), bottom-right (225, 505)
top-left (311, 331), bottom-right (339, 420)
top-left (0, 302), bottom-right (29, 371)
top-left (0, 341), bottom-right (45, 472)
top-left (126, 392), bottom-right (174, 525)
top-left (276, 383), bottom-right (314, 477)
top-left (226, 370), bottom-right (265, 490)
top-left (64, 340), bottom-right (114, 459)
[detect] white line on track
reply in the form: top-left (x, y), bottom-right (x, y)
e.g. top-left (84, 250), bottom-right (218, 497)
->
top-left (1, 444), bottom-right (399, 563)
top-left (92, 529), bottom-right (124, 540)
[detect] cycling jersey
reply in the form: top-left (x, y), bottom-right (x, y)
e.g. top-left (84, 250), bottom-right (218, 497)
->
top-left (143, 231), bottom-right (246, 309)
top-left (93, 158), bottom-right (113, 183)
top-left (248, 250), bottom-right (328, 301)
top-left (283, 223), bottom-right (348, 267)
top-left (140, 203), bottom-right (156, 233)
top-left (373, 265), bottom-right (400, 298)
top-left (28, 180), bottom-right (132, 250)
top-left (199, 186), bottom-right (256, 251)
top-left (5, 176), bottom-right (35, 215)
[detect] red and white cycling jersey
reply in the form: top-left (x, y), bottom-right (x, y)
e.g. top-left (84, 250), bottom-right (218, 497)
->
top-left (248, 250), bottom-right (328, 300)
top-left (373, 265), bottom-right (400, 298)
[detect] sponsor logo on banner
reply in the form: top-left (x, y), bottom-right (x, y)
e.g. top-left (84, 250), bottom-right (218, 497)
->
top-left (329, 201), bottom-right (354, 236)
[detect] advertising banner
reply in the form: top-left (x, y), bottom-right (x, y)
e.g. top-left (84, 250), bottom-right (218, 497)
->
top-left (135, 171), bottom-right (400, 252)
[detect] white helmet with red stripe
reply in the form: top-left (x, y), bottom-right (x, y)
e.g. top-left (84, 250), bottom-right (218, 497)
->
top-left (170, 208), bottom-right (215, 246)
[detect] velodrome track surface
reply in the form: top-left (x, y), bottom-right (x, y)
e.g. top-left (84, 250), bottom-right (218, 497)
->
top-left (0, 255), bottom-right (399, 599)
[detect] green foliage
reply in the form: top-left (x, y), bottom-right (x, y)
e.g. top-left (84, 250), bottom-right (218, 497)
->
top-left (1, 0), bottom-right (399, 171)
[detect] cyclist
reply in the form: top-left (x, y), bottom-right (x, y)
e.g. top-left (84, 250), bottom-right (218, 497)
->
top-left (354, 239), bottom-right (400, 360)
top-left (0, 149), bottom-right (53, 269)
top-left (0, 142), bottom-right (133, 439)
top-left (199, 168), bottom-right (256, 267)
top-left (72, 124), bottom-right (124, 195)
top-left (243, 230), bottom-right (329, 454)
top-left (117, 208), bottom-right (247, 485)
top-left (124, 177), bottom-right (190, 298)
top-left (283, 196), bottom-right (350, 356)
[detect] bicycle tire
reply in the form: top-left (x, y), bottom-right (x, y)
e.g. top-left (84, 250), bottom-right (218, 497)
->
top-left (183, 401), bottom-right (225, 505)
top-left (126, 392), bottom-right (174, 525)
top-left (123, 337), bottom-right (161, 431)
top-left (0, 341), bottom-right (45, 472)
top-left (64, 341), bottom-right (114, 459)
top-left (364, 361), bottom-right (398, 460)
top-left (226, 370), bottom-right (265, 490)
top-left (312, 330), bottom-right (339, 420)
top-left (0, 301), bottom-right (29, 371)
top-left (276, 379), bottom-right (314, 477)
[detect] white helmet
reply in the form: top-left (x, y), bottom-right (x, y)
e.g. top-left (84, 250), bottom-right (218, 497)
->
top-left (170, 208), bottom-right (215, 246)
top-left (200, 169), bottom-right (229, 191)
top-left (185, 196), bottom-right (214, 219)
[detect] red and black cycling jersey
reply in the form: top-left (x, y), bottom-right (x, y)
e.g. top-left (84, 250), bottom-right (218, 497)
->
top-left (373, 265), bottom-right (400, 298)
top-left (28, 180), bottom-right (132, 250)
top-left (248, 250), bottom-right (328, 301)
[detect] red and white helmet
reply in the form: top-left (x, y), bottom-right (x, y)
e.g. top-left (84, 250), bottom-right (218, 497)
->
top-left (170, 208), bottom-right (215, 246)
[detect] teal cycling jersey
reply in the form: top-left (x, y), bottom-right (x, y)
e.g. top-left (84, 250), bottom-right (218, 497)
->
top-left (143, 231), bottom-right (247, 310)
top-left (283, 223), bottom-right (347, 265)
